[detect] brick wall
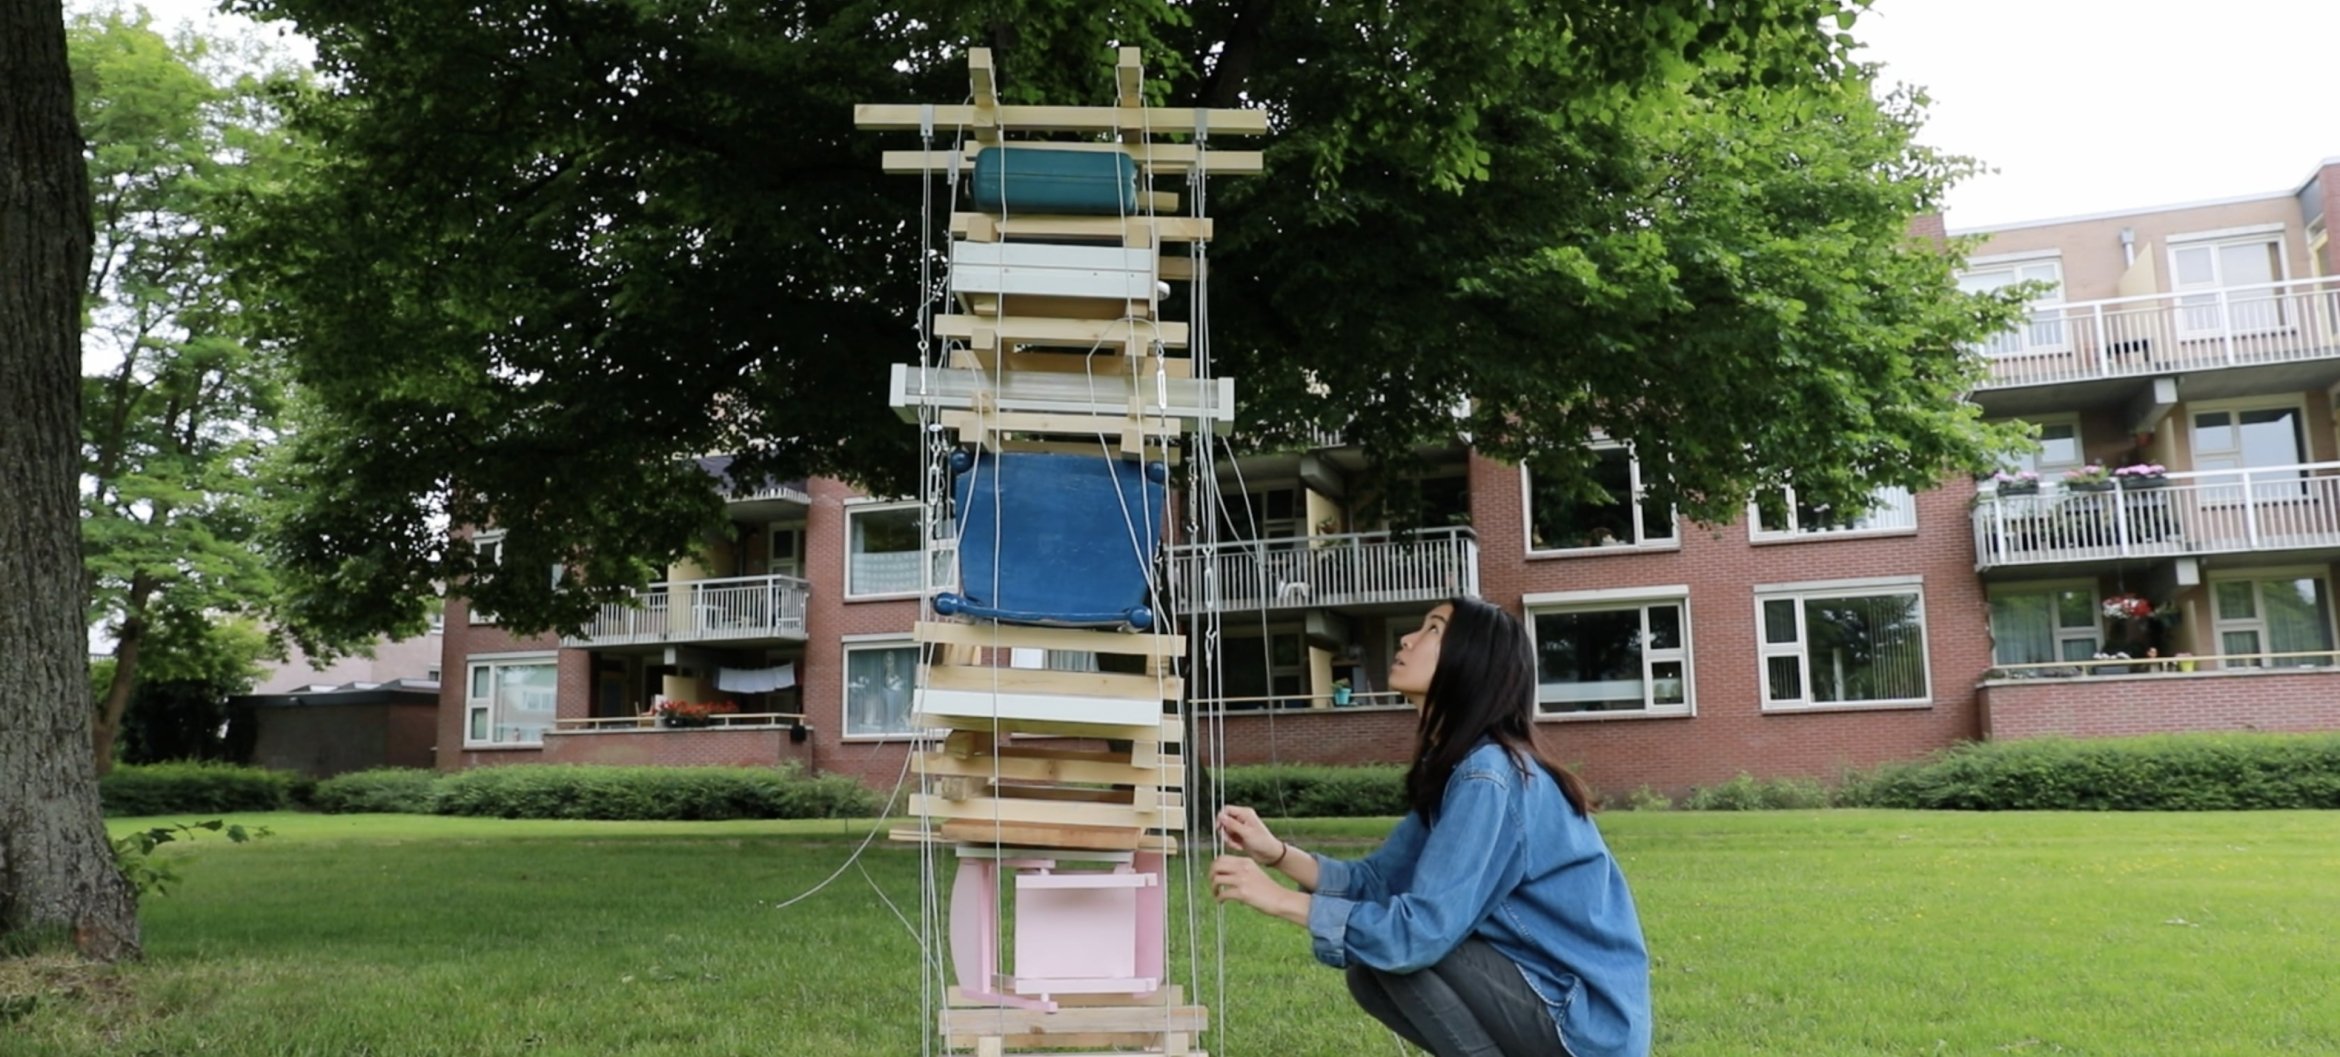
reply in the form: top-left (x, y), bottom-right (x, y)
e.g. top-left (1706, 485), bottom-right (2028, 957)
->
top-left (797, 477), bottom-right (923, 790)
top-left (1213, 706), bottom-right (1416, 767)
top-left (1982, 669), bottom-right (2340, 739)
top-left (539, 727), bottom-right (814, 768)
top-left (1465, 453), bottom-right (1991, 797)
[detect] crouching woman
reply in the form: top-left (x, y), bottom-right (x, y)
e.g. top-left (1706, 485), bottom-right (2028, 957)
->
top-left (1212, 597), bottom-right (1650, 1057)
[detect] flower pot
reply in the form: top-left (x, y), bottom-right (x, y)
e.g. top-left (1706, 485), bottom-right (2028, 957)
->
top-left (1994, 482), bottom-right (2040, 497)
top-left (2066, 480), bottom-right (2114, 493)
top-left (2120, 475), bottom-right (2169, 490)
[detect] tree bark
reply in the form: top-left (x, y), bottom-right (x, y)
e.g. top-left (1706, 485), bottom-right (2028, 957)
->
top-left (0, 0), bottom-right (142, 961)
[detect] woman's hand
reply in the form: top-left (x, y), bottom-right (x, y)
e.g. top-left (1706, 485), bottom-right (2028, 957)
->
top-left (1211, 854), bottom-right (1308, 925)
top-left (1216, 805), bottom-right (1284, 865)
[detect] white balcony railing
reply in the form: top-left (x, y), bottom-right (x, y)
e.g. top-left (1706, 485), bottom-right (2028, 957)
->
top-left (1974, 275), bottom-right (2340, 389)
top-left (1972, 462), bottom-right (2340, 569)
top-left (564, 573), bottom-right (811, 647)
top-left (1170, 527), bottom-right (1479, 612)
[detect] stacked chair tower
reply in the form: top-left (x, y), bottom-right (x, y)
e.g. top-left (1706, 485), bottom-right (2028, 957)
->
top-left (857, 47), bottom-right (1265, 1057)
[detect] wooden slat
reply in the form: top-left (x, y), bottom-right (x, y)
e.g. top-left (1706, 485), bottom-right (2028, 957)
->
top-left (881, 147), bottom-right (1263, 176)
top-left (930, 820), bottom-right (1178, 853)
top-left (917, 751), bottom-right (1180, 789)
top-left (1157, 255), bottom-right (1203, 282)
top-left (857, 103), bottom-right (1268, 136)
top-left (951, 214), bottom-right (1213, 244)
top-left (935, 313), bottom-right (1189, 350)
top-left (915, 712), bottom-right (1184, 742)
top-left (948, 346), bottom-right (1193, 379)
top-left (951, 985), bottom-right (1185, 1008)
top-left (941, 1000), bottom-right (1210, 1036)
top-left (916, 620), bottom-right (1185, 656)
top-left (940, 410), bottom-right (1178, 446)
top-left (910, 793), bottom-right (1183, 831)
top-left (926, 664), bottom-right (1181, 701)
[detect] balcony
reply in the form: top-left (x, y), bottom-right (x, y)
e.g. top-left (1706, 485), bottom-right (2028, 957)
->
top-left (1974, 276), bottom-right (2340, 392)
top-left (1169, 527), bottom-right (1479, 613)
top-left (1972, 462), bottom-right (2340, 570)
top-left (563, 573), bottom-right (811, 648)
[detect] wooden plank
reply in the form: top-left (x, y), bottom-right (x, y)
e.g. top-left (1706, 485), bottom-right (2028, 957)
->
top-left (941, 1001), bottom-right (1209, 1036)
top-left (1157, 255), bottom-right (1203, 282)
top-left (857, 103), bottom-right (1268, 136)
top-left (881, 148), bottom-right (1262, 177)
top-left (948, 346), bottom-right (1193, 378)
top-left (916, 688), bottom-right (1165, 728)
top-left (926, 664), bottom-right (1181, 701)
top-left (954, 294), bottom-right (1150, 323)
top-left (918, 623), bottom-right (1185, 658)
top-left (950, 214), bottom-right (1214, 245)
top-left (935, 313), bottom-right (1188, 350)
top-left (916, 712), bottom-right (1184, 742)
top-left (934, 819), bottom-right (1177, 853)
top-left (950, 985), bottom-right (1184, 1008)
top-left (910, 793), bottom-right (1184, 831)
top-left (941, 409), bottom-right (1176, 439)
top-left (917, 751), bottom-right (1181, 789)
top-left (949, 242), bottom-right (1158, 301)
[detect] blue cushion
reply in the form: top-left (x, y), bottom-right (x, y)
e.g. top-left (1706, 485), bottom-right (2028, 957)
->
top-left (936, 450), bottom-right (1168, 629)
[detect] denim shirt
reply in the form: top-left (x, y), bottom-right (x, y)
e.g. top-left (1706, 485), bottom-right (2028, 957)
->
top-left (1305, 741), bottom-right (1651, 1057)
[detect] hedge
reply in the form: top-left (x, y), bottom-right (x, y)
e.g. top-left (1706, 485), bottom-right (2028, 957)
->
top-left (431, 764), bottom-right (879, 820)
top-left (313, 768), bottom-right (441, 814)
top-left (1213, 764), bottom-right (1407, 818)
top-left (101, 762), bottom-right (301, 817)
top-left (1838, 733), bottom-right (2340, 811)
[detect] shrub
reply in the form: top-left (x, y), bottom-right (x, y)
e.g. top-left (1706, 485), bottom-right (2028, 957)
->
top-left (1840, 734), bottom-right (2340, 811)
top-left (1680, 773), bottom-right (1832, 811)
top-left (1611, 785), bottom-right (1673, 811)
top-left (313, 768), bottom-right (441, 814)
top-left (431, 764), bottom-right (879, 821)
top-left (1215, 765), bottom-right (1407, 818)
top-left (100, 762), bottom-right (297, 817)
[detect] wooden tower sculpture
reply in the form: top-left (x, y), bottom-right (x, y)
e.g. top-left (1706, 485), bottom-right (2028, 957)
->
top-left (857, 46), bottom-right (1265, 1057)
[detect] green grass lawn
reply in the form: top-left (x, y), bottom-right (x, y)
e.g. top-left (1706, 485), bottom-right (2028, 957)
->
top-left (8, 810), bottom-right (2339, 1056)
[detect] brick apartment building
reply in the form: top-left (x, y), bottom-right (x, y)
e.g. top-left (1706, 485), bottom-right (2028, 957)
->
top-left (437, 158), bottom-right (2340, 798)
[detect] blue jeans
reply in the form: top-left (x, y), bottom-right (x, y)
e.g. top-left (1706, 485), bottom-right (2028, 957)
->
top-left (1345, 938), bottom-right (1566, 1056)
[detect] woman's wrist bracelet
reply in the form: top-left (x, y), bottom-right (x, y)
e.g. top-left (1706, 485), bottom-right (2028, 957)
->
top-left (1266, 841), bottom-right (1292, 868)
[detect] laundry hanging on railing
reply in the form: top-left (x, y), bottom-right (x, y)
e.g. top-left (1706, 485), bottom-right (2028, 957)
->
top-left (715, 663), bottom-right (796, 694)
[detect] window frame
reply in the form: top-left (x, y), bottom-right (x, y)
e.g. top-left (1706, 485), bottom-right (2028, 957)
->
top-left (2167, 229), bottom-right (2291, 339)
top-left (843, 499), bottom-right (926, 601)
top-left (1754, 577), bottom-right (1932, 713)
top-left (1984, 581), bottom-right (2101, 666)
top-left (2208, 569), bottom-right (2337, 668)
top-left (1957, 252), bottom-right (2067, 357)
top-left (1747, 484), bottom-right (1918, 543)
top-left (839, 634), bottom-right (928, 741)
top-left (1524, 586), bottom-right (1694, 721)
top-left (463, 652), bottom-right (557, 749)
top-left (466, 531), bottom-right (506, 625)
top-left (1519, 444), bottom-right (1680, 558)
top-left (1989, 414), bottom-right (2084, 486)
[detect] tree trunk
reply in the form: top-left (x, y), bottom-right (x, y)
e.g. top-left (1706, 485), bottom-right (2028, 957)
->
top-left (0, 0), bottom-right (143, 961)
top-left (91, 574), bottom-right (156, 777)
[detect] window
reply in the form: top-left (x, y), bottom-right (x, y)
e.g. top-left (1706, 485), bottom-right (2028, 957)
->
top-left (467, 531), bottom-right (506, 624)
top-left (1524, 446), bottom-right (1676, 553)
top-left (1751, 485), bottom-right (1916, 540)
top-left (426, 666), bottom-right (442, 683)
top-left (1220, 487), bottom-right (1304, 543)
top-left (465, 656), bottom-right (556, 746)
top-left (1757, 582), bottom-right (1929, 709)
top-left (843, 640), bottom-right (919, 736)
top-left (767, 525), bottom-right (804, 579)
top-left (846, 503), bottom-right (923, 598)
top-left (2212, 576), bottom-right (2335, 668)
top-left (1988, 585), bottom-right (2099, 665)
top-left (1959, 256), bottom-right (2066, 355)
top-left (2171, 236), bottom-right (2285, 337)
top-left (1221, 631), bottom-right (1308, 709)
top-left (1996, 417), bottom-right (2083, 481)
top-left (2191, 402), bottom-right (2307, 502)
top-left (1530, 597), bottom-right (1690, 717)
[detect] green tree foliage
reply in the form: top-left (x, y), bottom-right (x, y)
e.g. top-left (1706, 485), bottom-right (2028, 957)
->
top-left (119, 615), bottom-right (270, 765)
top-left (226, 0), bottom-right (2030, 642)
top-left (74, 8), bottom-right (297, 772)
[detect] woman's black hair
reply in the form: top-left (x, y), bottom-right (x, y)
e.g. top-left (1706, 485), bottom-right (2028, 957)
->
top-left (1404, 596), bottom-right (1595, 822)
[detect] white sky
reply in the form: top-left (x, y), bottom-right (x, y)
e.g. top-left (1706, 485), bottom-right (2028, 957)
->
top-left (116, 0), bottom-right (2339, 232)
top-left (1859, 0), bottom-right (2338, 231)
